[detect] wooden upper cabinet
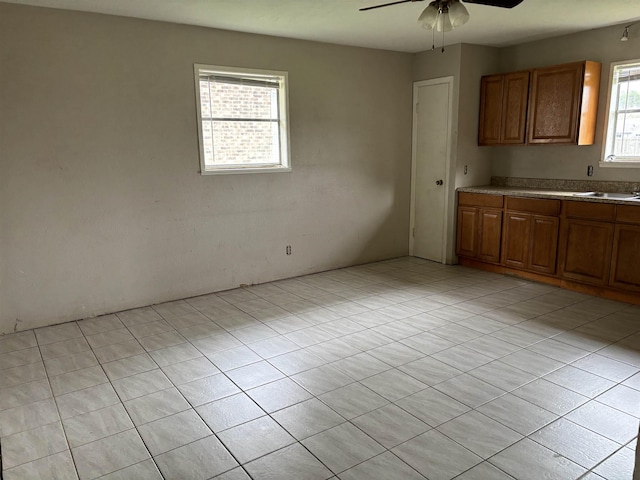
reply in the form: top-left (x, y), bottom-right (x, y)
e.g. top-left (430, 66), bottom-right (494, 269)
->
top-left (501, 72), bottom-right (530, 144)
top-left (478, 72), bottom-right (529, 146)
top-left (527, 61), bottom-right (601, 145)
top-left (478, 61), bottom-right (601, 146)
top-left (478, 75), bottom-right (504, 145)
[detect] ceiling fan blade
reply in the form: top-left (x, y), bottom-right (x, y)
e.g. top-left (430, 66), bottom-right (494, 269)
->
top-left (462, 0), bottom-right (524, 8)
top-left (359, 0), bottom-right (421, 12)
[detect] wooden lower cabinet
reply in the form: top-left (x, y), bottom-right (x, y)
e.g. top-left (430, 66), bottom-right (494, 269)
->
top-left (457, 192), bottom-right (504, 264)
top-left (456, 207), bottom-right (479, 258)
top-left (502, 212), bottom-right (530, 269)
top-left (558, 218), bottom-right (614, 286)
top-left (456, 206), bottom-right (502, 264)
top-left (529, 216), bottom-right (560, 275)
top-left (502, 213), bottom-right (559, 274)
top-left (610, 224), bottom-right (640, 292)
top-left (502, 197), bottom-right (560, 275)
top-left (456, 192), bottom-right (640, 304)
top-left (478, 209), bottom-right (503, 263)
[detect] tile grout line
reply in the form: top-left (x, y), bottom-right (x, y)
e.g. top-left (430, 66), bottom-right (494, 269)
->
top-left (77, 318), bottom-right (163, 479)
top-left (36, 325), bottom-right (82, 479)
top-left (1, 257), bottom-right (638, 479)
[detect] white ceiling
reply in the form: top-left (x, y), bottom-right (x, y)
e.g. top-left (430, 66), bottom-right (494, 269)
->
top-left (5, 0), bottom-right (640, 53)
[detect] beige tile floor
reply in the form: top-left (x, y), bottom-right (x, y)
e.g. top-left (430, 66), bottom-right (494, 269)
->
top-left (0, 257), bottom-right (638, 479)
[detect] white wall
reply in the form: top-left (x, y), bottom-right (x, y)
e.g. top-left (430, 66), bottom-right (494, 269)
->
top-left (0, 3), bottom-right (414, 333)
top-left (457, 44), bottom-right (500, 188)
top-left (492, 23), bottom-right (640, 182)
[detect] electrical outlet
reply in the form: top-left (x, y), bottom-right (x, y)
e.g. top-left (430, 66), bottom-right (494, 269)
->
top-left (464, 165), bottom-right (468, 175)
top-left (587, 165), bottom-right (594, 176)
top-left (286, 245), bottom-right (292, 255)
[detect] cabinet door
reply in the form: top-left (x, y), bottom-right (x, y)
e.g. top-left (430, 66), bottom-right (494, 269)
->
top-left (609, 224), bottom-right (640, 292)
top-left (501, 71), bottom-right (530, 144)
top-left (527, 63), bottom-right (583, 144)
top-left (478, 209), bottom-right (503, 264)
top-left (456, 207), bottom-right (479, 258)
top-left (478, 75), bottom-right (504, 146)
top-left (528, 215), bottom-right (559, 275)
top-left (502, 213), bottom-right (530, 269)
top-left (559, 219), bottom-right (614, 286)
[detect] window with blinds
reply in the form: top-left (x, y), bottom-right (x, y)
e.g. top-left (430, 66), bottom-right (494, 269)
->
top-left (194, 65), bottom-right (291, 174)
top-left (603, 60), bottom-right (640, 165)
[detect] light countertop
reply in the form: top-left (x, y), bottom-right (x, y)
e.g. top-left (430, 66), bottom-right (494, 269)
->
top-left (457, 185), bottom-right (640, 205)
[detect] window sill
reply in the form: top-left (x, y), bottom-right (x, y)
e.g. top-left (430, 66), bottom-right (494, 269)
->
top-left (200, 165), bottom-right (292, 175)
top-left (599, 161), bottom-right (640, 169)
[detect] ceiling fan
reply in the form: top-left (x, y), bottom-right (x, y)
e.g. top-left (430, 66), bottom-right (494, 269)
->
top-left (360, 0), bottom-right (524, 51)
top-left (360, 0), bottom-right (524, 13)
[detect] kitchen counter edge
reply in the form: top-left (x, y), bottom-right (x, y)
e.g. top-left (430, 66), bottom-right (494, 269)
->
top-left (457, 186), bottom-right (640, 205)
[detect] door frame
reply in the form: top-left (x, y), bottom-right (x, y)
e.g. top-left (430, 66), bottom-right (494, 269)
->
top-left (409, 76), bottom-right (455, 263)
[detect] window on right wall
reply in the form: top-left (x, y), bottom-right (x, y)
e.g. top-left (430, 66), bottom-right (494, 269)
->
top-left (602, 59), bottom-right (640, 166)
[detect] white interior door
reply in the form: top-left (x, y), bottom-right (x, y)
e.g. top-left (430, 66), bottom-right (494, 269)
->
top-left (410, 77), bottom-right (453, 263)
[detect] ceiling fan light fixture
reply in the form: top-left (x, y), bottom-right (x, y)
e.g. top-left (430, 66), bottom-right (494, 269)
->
top-left (418, 2), bottom-right (439, 30)
top-left (448, 0), bottom-right (470, 28)
top-left (436, 8), bottom-right (454, 32)
top-left (621, 26), bottom-right (629, 41)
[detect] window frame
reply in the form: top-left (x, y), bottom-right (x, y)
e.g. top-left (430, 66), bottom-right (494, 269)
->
top-left (194, 64), bottom-right (292, 175)
top-left (601, 58), bottom-right (640, 168)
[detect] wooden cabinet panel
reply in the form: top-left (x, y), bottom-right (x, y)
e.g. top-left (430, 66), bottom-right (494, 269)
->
top-left (527, 63), bottom-right (582, 144)
top-left (478, 75), bottom-right (504, 145)
top-left (457, 193), bottom-right (639, 305)
top-left (506, 196), bottom-right (561, 216)
top-left (564, 200), bottom-right (616, 221)
top-left (578, 61), bottom-right (602, 146)
top-left (478, 61), bottom-right (601, 146)
top-left (559, 219), bottom-right (614, 286)
top-left (459, 192), bottom-right (503, 208)
top-left (502, 213), bottom-right (530, 269)
top-left (501, 72), bottom-right (530, 144)
top-left (456, 194), bottom-right (503, 264)
top-left (609, 224), bottom-right (640, 292)
top-left (527, 61), bottom-right (601, 145)
top-left (502, 208), bottom-right (559, 275)
top-left (529, 216), bottom-right (559, 274)
top-left (457, 207), bottom-right (479, 258)
top-left (616, 205), bottom-right (640, 225)
top-left (478, 209), bottom-right (503, 264)
top-left (478, 72), bottom-right (529, 146)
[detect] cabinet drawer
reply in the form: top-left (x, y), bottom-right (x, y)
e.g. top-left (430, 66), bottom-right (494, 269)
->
top-left (563, 201), bottom-right (616, 221)
top-left (458, 192), bottom-right (503, 208)
top-left (506, 197), bottom-right (560, 216)
top-left (616, 205), bottom-right (640, 225)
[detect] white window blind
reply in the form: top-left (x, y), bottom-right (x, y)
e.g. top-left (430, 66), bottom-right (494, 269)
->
top-left (194, 65), bottom-right (291, 174)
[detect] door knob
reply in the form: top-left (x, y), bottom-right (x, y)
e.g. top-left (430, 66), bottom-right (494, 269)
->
top-left (436, 180), bottom-right (443, 185)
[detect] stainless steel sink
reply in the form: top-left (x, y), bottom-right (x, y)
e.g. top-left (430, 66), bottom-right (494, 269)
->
top-left (573, 192), bottom-right (640, 200)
